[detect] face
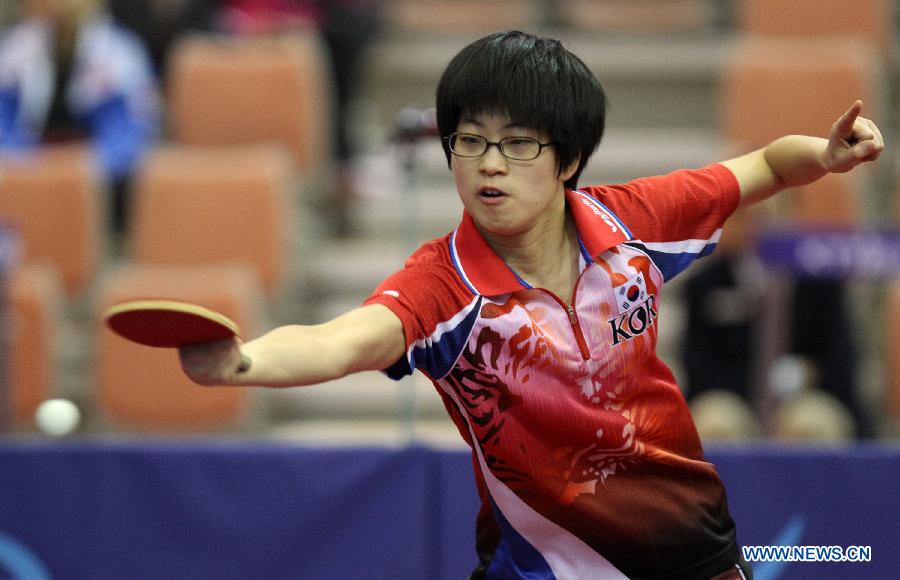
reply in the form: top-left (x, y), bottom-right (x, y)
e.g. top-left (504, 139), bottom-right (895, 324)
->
top-left (451, 111), bottom-right (577, 240)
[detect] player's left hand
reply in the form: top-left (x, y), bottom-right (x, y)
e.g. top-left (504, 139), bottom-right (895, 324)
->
top-left (821, 100), bottom-right (884, 173)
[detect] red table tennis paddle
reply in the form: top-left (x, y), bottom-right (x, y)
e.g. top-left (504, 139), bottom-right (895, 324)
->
top-left (103, 299), bottom-right (251, 372)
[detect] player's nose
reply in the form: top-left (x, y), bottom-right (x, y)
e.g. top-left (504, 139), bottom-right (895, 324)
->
top-left (479, 143), bottom-right (508, 175)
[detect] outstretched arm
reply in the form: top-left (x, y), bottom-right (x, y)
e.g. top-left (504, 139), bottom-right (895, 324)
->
top-left (178, 304), bottom-right (406, 387)
top-left (721, 100), bottom-right (884, 207)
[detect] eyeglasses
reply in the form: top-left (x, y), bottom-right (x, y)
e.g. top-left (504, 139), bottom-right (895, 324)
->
top-left (444, 132), bottom-right (556, 161)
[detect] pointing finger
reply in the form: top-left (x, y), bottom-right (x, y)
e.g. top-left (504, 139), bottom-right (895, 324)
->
top-left (833, 100), bottom-right (863, 139)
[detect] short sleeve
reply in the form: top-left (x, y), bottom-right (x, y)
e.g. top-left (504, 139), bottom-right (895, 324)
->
top-left (581, 164), bottom-right (741, 280)
top-left (363, 238), bottom-right (480, 380)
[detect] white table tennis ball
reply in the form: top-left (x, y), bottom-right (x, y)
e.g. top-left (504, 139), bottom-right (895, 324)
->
top-left (35, 399), bottom-right (81, 436)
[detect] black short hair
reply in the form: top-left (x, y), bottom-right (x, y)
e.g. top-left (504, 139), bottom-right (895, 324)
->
top-left (436, 30), bottom-right (607, 190)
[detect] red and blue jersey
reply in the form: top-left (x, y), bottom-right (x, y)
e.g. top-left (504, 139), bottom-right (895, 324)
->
top-left (365, 164), bottom-right (743, 579)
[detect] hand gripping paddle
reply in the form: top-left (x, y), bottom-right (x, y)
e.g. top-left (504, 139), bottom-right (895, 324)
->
top-left (103, 299), bottom-right (251, 372)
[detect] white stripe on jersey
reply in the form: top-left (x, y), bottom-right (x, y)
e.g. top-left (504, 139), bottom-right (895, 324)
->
top-left (437, 381), bottom-right (629, 580)
top-left (450, 228), bottom-right (478, 294)
top-left (642, 228), bottom-right (722, 255)
top-left (411, 296), bottom-right (481, 350)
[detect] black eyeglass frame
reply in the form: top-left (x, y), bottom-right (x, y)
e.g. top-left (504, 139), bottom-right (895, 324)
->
top-left (443, 132), bottom-right (557, 161)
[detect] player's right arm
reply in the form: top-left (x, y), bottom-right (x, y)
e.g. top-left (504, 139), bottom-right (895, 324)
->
top-left (178, 304), bottom-right (406, 388)
top-left (721, 100), bottom-right (883, 206)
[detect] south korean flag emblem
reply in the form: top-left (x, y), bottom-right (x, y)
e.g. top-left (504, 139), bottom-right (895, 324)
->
top-left (615, 274), bottom-right (648, 315)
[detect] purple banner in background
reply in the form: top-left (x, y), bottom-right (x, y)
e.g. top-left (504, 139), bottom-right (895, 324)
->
top-left (755, 229), bottom-right (900, 279)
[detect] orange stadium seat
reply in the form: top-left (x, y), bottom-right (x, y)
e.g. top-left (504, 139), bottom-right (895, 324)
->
top-left (558, 0), bottom-right (715, 32)
top-left (8, 263), bottom-right (63, 425)
top-left (129, 146), bottom-right (296, 297)
top-left (735, 0), bottom-right (894, 55)
top-left (722, 37), bottom-right (883, 148)
top-left (385, 0), bottom-right (539, 33)
top-left (0, 145), bottom-right (103, 296)
top-left (720, 36), bottom-right (884, 223)
top-left (166, 32), bottom-right (332, 176)
top-left (95, 264), bottom-right (264, 431)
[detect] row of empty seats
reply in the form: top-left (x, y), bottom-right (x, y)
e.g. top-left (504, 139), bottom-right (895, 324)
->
top-left (0, 143), bottom-right (291, 430)
top-left (1, 144), bottom-right (299, 295)
top-left (1, 30), bottom-right (334, 431)
top-left (2, 2), bottom-right (899, 432)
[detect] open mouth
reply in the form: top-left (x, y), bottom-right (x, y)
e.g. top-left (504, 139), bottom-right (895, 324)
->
top-left (479, 187), bottom-right (507, 198)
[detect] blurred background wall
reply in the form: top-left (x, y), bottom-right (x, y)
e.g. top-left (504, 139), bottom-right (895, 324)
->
top-left (1, 0), bottom-right (899, 444)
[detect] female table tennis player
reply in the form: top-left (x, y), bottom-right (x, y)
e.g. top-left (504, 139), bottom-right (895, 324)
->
top-left (179, 31), bottom-right (883, 580)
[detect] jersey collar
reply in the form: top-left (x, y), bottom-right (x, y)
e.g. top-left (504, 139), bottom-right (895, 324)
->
top-left (449, 189), bottom-right (631, 296)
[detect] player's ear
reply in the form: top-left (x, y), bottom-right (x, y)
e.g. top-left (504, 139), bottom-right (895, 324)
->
top-left (559, 156), bottom-right (580, 184)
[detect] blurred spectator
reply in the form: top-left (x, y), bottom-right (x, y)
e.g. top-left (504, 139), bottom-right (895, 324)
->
top-left (107, 0), bottom-right (217, 77)
top-left (690, 390), bottom-right (761, 443)
top-left (788, 278), bottom-right (871, 436)
top-left (681, 208), bottom-right (875, 438)
top-left (681, 207), bottom-right (766, 406)
top-left (774, 389), bottom-right (857, 444)
top-left (681, 253), bottom-right (762, 404)
top-left (0, 0), bottom-right (160, 233)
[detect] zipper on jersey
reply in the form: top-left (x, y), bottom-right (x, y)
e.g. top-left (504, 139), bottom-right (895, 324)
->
top-left (524, 259), bottom-right (592, 361)
top-left (538, 284), bottom-right (591, 361)
top-left (566, 268), bottom-right (591, 360)
top-left (565, 304), bottom-right (591, 361)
